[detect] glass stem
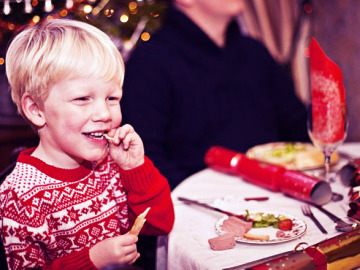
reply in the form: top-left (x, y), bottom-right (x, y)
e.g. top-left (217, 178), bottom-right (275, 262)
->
top-left (324, 153), bottom-right (332, 182)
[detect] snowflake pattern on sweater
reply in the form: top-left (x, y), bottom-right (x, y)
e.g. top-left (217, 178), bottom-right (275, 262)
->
top-left (0, 150), bottom-right (130, 269)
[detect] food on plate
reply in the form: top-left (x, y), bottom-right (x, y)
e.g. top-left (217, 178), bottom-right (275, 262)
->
top-left (242, 210), bottom-right (293, 231)
top-left (221, 216), bottom-right (252, 237)
top-left (208, 233), bottom-right (236, 251)
top-left (221, 211), bottom-right (294, 233)
top-left (244, 233), bottom-right (270, 241)
top-left (129, 207), bottom-right (150, 236)
top-left (248, 212), bottom-right (279, 228)
top-left (276, 230), bottom-right (285, 238)
top-left (246, 142), bottom-right (339, 170)
top-left (221, 220), bottom-right (246, 237)
top-left (278, 219), bottom-right (293, 231)
top-left (228, 216), bottom-right (253, 231)
top-left (216, 211), bottom-right (307, 244)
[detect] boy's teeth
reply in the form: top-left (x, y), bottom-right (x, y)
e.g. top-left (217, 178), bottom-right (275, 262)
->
top-left (91, 132), bottom-right (103, 137)
top-left (86, 132), bottom-right (105, 140)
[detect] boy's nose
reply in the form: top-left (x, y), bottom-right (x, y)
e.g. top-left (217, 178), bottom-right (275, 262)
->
top-left (92, 101), bottom-right (111, 121)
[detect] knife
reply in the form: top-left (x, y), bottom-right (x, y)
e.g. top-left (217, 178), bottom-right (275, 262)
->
top-left (177, 196), bottom-right (242, 218)
top-left (312, 204), bottom-right (354, 232)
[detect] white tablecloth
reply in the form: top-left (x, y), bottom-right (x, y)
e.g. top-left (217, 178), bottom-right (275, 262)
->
top-left (156, 143), bottom-right (360, 270)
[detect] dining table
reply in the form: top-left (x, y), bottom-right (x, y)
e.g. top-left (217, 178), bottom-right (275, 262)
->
top-left (156, 142), bottom-right (360, 270)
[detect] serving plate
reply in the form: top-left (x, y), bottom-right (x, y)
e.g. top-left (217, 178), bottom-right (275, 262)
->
top-left (246, 142), bottom-right (339, 170)
top-left (215, 210), bottom-right (307, 244)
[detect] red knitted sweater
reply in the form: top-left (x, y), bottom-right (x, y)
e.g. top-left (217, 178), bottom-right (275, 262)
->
top-left (0, 148), bottom-right (174, 270)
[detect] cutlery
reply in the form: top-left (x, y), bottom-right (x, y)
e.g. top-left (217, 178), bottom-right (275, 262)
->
top-left (301, 204), bottom-right (327, 234)
top-left (331, 192), bottom-right (344, 202)
top-left (177, 197), bottom-right (244, 219)
top-left (312, 204), bottom-right (355, 232)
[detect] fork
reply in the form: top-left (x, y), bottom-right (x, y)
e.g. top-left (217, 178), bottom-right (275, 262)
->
top-left (301, 204), bottom-right (328, 234)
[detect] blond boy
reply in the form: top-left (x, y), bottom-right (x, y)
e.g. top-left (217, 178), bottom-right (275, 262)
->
top-left (0, 19), bottom-right (174, 270)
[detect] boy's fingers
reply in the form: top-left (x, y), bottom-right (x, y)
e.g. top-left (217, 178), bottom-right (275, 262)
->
top-left (114, 234), bottom-right (138, 245)
top-left (119, 250), bottom-right (139, 265)
top-left (108, 129), bottom-right (121, 145)
top-left (120, 244), bottom-right (137, 256)
top-left (119, 124), bottom-right (134, 139)
top-left (121, 133), bottom-right (136, 150)
top-left (129, 253), bottom-right (140, 264)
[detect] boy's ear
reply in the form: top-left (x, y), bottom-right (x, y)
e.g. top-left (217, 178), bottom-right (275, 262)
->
top-left (21, 93), bottom-right (46, 127)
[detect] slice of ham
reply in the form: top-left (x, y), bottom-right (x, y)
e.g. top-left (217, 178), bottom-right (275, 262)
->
top-left (208, 233), bottom-right (236, 251)
top-left (227, 216), bottom-right (253, 232)
top-left (221, 220), bottom-right (247, 237)
top-left (221, 216), bottom-right (253, 238)
top-left (276, 230), bottom-right (285, 238)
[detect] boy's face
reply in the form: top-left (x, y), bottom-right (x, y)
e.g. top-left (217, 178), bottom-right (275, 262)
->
top-left (37, 76), bottom-right (122, 168)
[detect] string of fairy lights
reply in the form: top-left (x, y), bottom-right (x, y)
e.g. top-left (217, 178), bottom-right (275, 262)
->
top-left (0, 0), bottom-right (167, 65)
top-left (1, 0), bottom-right (73, 14)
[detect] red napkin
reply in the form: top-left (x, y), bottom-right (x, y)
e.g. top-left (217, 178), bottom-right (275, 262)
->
top-left (205, 146), bottom-right (332, 205)
top-left (309, 38), bottom-right (346, 143)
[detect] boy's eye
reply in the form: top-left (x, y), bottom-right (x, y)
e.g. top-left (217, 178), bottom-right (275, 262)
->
top-left (72, 97), bottom-right (90, 104)
top-left (107, 96), bottom-right (121, 102)
top-left (74, 97), bottom-right (88, 101)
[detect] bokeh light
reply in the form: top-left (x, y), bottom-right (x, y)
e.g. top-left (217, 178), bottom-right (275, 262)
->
top-left (60, 9), bottom-right (68, 17)
top-left (120, 14), bottom-right (129, 23)
top-left (129, 2), bottom-right (137, 11)
top-left (32, 15), bottom-right (41, 23)
top-left (104, 9), bottom-right (114, 17)
top-left (141, 32), bottom-right (150, 41)
top-left (83, 5), bottom-right (93, 14)
top-left (7, 23), bottom-right (15, 31)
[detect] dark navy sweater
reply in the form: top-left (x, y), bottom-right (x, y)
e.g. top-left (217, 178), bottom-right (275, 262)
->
top-left (122, 8), bottom-right (309, 189)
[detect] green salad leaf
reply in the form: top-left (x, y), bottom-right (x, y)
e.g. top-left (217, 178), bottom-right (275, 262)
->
top-left (244, 211), bottom-right (288, 228)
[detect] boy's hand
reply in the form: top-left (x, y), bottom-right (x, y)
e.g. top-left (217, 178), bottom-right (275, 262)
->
top-left (89, 234), bottom-right (140, 269)
top-left (107, 124), bottom-right (145, 170)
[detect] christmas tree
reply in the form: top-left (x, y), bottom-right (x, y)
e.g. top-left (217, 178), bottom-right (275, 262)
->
top-left (0, 0), bottom-right (169, 59)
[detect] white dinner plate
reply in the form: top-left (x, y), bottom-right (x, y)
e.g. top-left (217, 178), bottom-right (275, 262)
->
top-left (215, 211), bottom-right (307, 244)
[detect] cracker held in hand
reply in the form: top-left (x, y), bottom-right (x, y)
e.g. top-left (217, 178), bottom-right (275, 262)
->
top-left (129, 207), bottom-right (151, 235)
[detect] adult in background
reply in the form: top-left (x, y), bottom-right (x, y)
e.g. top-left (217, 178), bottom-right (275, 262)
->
top-left (122, 0), bottom-right (308, 190)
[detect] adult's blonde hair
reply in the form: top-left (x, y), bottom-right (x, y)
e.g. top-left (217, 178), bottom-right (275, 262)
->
top-left (6, 18), bottom-right (124, 119)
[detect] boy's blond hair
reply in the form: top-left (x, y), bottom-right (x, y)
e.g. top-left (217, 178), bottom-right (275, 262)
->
top-left (6, 19), bottom-right (124, 121)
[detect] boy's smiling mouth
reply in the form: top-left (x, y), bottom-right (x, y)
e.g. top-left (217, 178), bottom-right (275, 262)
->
top-left (83, 132), bottom-right (107, 140)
